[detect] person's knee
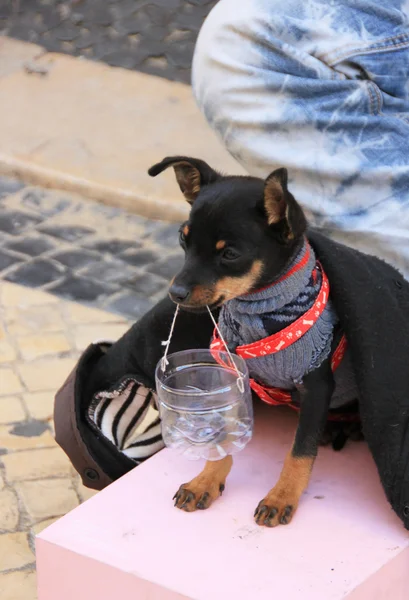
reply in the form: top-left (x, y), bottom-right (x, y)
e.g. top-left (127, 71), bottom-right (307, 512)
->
top-left (192, 0), bottom-right (271, 129)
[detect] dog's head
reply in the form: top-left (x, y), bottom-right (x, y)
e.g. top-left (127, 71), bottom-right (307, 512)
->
top-left (148, 156), bottom-right (307, 311)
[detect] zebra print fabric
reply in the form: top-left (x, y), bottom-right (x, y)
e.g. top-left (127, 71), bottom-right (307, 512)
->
top-left (88, 378), bottom-right (164, 462)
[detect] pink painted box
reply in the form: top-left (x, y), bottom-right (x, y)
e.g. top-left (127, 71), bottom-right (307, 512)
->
top-left (36, 405), bottom-right (409, 600)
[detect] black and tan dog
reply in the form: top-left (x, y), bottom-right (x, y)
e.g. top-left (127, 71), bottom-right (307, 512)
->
top-left (148, 156), bottom-right (359, 528)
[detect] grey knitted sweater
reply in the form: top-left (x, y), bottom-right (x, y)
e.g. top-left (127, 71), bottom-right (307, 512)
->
top-left (218, 240), bottom-right (358, 408)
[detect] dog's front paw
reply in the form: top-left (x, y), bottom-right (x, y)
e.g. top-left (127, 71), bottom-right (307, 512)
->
top-left (173, 478), bottom-right (225, 512)
top-left (254, 489), bottom-right (299, 527)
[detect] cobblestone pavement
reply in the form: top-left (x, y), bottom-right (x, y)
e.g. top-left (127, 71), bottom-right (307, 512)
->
top-left (1, 0), bottom-right (218, 84)
top-left (0, 279), bottom-right (134, 599)
top-left (0, 176), bottom-right (186, 598)
top-left (0, 176), bottom-right (184, 320)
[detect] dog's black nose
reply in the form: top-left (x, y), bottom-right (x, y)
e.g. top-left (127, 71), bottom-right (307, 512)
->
top-left (169, 283), bottom-right (190, 303)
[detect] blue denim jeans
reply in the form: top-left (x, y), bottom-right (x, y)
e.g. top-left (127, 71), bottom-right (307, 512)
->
top-left (192, 0), bottom-right (409, 278)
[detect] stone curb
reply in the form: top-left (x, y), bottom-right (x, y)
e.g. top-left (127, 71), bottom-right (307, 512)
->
top-left (0, 37), bottom-right (244, 223)
top-left (0, 153), bottom-right (188, 222)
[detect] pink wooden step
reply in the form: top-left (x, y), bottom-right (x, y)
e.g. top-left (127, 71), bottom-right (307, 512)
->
top-left (36, 405), bottom-right (409, 600)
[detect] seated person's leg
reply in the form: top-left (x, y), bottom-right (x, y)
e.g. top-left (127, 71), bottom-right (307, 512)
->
top-left (193, 0), bottom-right (409, 277)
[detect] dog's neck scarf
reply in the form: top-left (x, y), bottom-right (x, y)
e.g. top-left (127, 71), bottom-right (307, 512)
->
top-left (220, 239), bottom-right (320, 341)
top-left (217, 238), bottom-right (339, 387)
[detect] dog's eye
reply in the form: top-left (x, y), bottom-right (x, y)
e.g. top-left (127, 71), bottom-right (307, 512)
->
top-left (221, 248), bottom-right (240, 261)
top-left (179, 229), bottom-right (187, 247)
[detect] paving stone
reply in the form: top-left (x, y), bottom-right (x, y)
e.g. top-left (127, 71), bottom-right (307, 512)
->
top-left (3, 447), bottom-right (73, 482)
top-left (56, 23), bottom-right (80, 42)
top-left (87, 5), bottom-right (113, 27)
top-left (0, 282), bottom-right (58, 307)
top-left (21, 189), bottom-right (71, 217)
top-left (2, 571), bottom-right (37, 600)
top-left (106, 291), bottom-right (154, 320)
top-left (149, 252), bottom-right (184, 279)
top-left (83, 238), bottom-right (137, 254)
top-left (15, 478), bottom-right (78, 521)
top-left (0, 369), bottom-right (23, 396)
top-left (105, 49), bottom-right (139, 68)
top-left (0, 397), bottom-right (26, 425)
top-left (23, 392), bottom-right (54, 422)
top-left (38, 9), bottom-right (64, 30)
top-left (38, 224), bottom-right (94, 242)
top-left (0, 489), bottom-right (19, 531)
top-left (5, 235), bottom-right (56, 257)
top-left (76, 479), bottom-right (97, 503)
top-left (74, 33), bottom-right (93, 50)
top-left (0, 532), bottom-right (34, 571)
top-left (70, 12), bottom-right (85, 26)
top-left (0, 177), bottom-right (24, 199)
top-left (0, 248), bottom-right (24, 272)
top-left (165, 28), bottom-right (195, 43)
top-left (0, 210), bottom-right (42, 236)
top-left (64, 302), bottom-right (127, 324)
top-left (125, 271), bottom-right (168, 296)
top-left (51, 249), bottom-right (100, 269)
top-left (5, 305), bottom-right (65, 336)
top-left (48, 275), bottom-right (116, 302)
top-left (17, 332), bottom-right (71, 361)
top-left (0, 339), bottom-right (17, 364)
top-left (89, 39), bottom-right (120, 60)
top-left (73, 27), bottom-right (105, 49)
top-left (17, 357), bottom-right (76, 393)
top-left (119, 248), bottom-right (161, 267)
top-left (5, 259), bottom-right (65, 287)
top-left (151, 222), bottom-right (180, 248)
top-left (0, 424), bottom-right (55, 451)
top-left (167, 41), bottom-right (196, 69)
top-left (0, 231), bottom-right (12, 244)
top-left (73, 323), bottom-right (129, 351)
top-left (9, 419), bottom-right (49, 437)
top-left (31, 516), bottom-right (59, 536)
top-left (79, 258), bottom-right (137, 284)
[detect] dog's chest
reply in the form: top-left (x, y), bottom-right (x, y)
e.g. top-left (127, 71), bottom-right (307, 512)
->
top-left (218, 301), bottom-right (359, 407)
top-left (219, 297), bottom-right (338, 390)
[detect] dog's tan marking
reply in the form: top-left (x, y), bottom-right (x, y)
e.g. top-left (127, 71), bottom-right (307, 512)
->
top-left (177, 260), bottom-right (264, 308)
top-left (214, 260), bottom-right (264, 301)
top-left (189, 285), bottom-right (216, 306)
top-left (255, 453), bottom-right (314, 527)
top-left (185, 260), bottom-right (264, 308)
top-left (216, 240), bottom-right (226, 251)
top-left (182, 224), bottom-right (190, 237)
top-left (174, 456), bottom-right (233, 512)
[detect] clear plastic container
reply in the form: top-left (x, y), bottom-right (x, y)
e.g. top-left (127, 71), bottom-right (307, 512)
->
top-left (155, 349), bottom-right (253, 461)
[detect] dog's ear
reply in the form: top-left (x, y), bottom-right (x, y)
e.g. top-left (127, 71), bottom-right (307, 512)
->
top-left (263, 168), bottom-right (306, 240)
top-left (148, 156), bottom-right (220, 204)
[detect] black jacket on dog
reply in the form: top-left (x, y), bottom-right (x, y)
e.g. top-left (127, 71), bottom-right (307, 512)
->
top-left (54, 230), bottom-right (409, 529)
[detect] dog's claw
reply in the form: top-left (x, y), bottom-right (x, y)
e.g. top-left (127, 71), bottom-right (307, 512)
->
top-left (180, 491), bottom-right (195, 510)
top-left (279, 506), bottom-right (293, 524)
top-left (266, 507), bottom-right (278, 524)
top-left (196, 492), bottom-right (210, 510)
top-left (255, 497), bottom-right (296, 527)
top-left (254, 501), bottom-right (263, 517)
top-left (255, 505), bottom-right (268, 523)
